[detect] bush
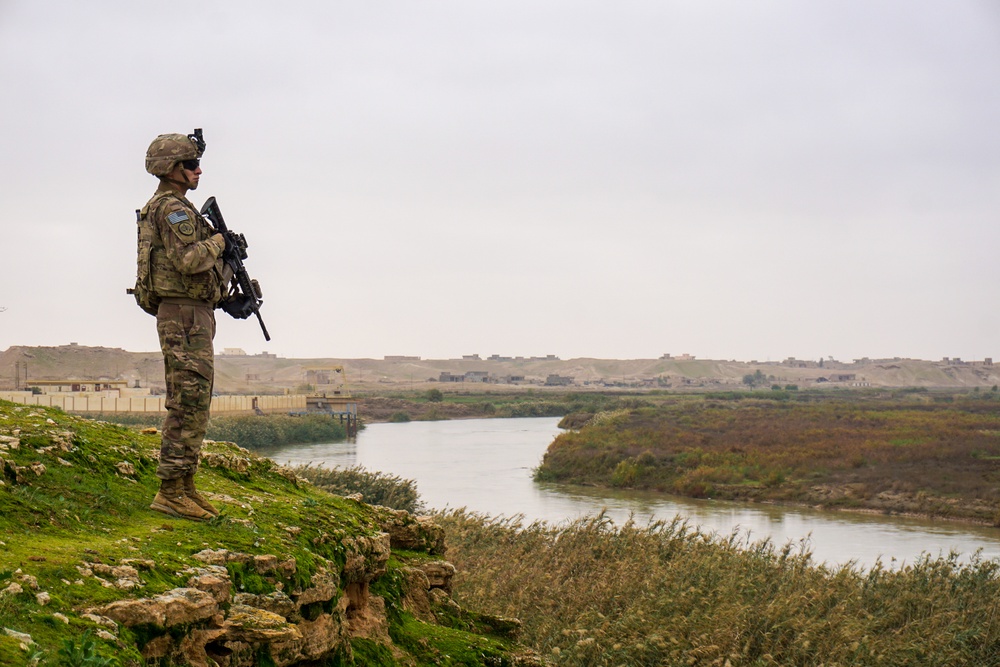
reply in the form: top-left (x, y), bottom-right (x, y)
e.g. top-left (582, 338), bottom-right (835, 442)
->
top-left (292, 464), bottom-right (423, 513)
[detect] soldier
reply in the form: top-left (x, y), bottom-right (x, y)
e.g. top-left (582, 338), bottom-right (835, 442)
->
top-left (138, 130), bottom-right (229, 521)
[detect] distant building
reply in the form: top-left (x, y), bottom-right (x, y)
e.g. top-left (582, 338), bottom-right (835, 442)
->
top-left (384, 355), bottom-right (421, 362)
top-left (440, 371), bottom-right (491, 383)
top-left (783, 357), bottom-right (815, 368)
top-left (545, 374), bottom-right (574, 386)
top-left (220, 348), bottom-right (247, 357)
top-left (27, 380), bottom-right (128, 394)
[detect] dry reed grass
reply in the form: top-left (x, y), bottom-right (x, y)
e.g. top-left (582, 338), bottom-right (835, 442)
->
top-left (435, 509), bottom-right (1000, 666)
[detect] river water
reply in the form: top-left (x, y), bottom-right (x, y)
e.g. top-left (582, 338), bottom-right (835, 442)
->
top-left (259, 416), bottom-right (1000, 569)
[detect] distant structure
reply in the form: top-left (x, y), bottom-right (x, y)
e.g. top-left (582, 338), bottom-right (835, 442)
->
top-left (439, 371), bottom-right (490, 383)
top-left (384, 355), bottom-right (421, 362)
top-left (218, 348), bottom-right (276, 359)
top-left (941, 357), bottom-right (993, 366)
top-left (486, 354), bottom-right (560, 362)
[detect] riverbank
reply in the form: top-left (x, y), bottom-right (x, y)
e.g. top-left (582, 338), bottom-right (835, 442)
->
top-left (359, 390), bottom-right (644, 423)
top-left (536, 393), bottom-right (1000, 525)
top-left (283, 440), bottom-right (1000, 667)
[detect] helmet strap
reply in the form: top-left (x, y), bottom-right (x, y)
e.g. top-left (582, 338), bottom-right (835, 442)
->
top-left (162, 163), bottom-right (196, 193)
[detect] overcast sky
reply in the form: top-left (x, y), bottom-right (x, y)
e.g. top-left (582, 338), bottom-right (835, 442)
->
top-left (1, 1), bottom-right (998, 362)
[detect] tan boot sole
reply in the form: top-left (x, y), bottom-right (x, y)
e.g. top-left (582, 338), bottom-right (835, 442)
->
top-left (150, 499), bottom-right (182, 518)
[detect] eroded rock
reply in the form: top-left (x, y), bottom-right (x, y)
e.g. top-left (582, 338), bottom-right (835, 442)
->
top-left (373, 507), bottom-right (447, 555)
top-left (421, 561), bottom-right (456, 593)
top-left (293, 569), bottom-right (339, 607)
top-left (233, 591), bottom-right (296, 620)
top-left (224, 604), bottom-right (301, 644)
top-left (96, 587), bottom-right (218, 628)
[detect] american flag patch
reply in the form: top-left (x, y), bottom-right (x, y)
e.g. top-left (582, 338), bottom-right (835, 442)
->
top-left (167, 210), bottom-right (190, 224)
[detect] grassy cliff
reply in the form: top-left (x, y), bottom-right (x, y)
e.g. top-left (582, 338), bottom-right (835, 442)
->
top-left (0, 400), bottom-right (531, 666)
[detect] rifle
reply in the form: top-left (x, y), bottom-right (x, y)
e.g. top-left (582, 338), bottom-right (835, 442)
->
top-left (200, 196), bottom-right (271, 341)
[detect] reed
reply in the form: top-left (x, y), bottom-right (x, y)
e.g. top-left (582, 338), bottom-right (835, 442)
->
top-left (435, 509), bottom-right (1000, 666)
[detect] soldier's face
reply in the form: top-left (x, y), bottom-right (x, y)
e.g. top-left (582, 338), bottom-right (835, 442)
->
top-left (171, 161), bottom-right (202, 190)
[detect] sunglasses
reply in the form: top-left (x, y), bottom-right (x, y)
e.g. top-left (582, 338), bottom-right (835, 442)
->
top-left (180, 158), bottom-right (200, 171)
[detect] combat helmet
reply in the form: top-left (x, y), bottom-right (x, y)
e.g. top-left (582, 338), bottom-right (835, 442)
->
top-left (145, 129), bottom-right (206, 176)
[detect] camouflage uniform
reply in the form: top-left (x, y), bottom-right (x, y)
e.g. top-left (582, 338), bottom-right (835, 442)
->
top-left (139, 131), bottom-right (230, 521)
top-left (141, 184), bottom-right (226, 481)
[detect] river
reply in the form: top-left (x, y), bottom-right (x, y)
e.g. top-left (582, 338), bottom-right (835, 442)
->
top-left (258, 416), bottom-right (1000, 569)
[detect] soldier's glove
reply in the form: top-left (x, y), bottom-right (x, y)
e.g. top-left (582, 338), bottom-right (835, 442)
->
top-left (221, 293), bottom-right (256, 320)
top-left (222, 231), bottom-right (249, 262)
top-left (250, 279), bottom-right (262, 299)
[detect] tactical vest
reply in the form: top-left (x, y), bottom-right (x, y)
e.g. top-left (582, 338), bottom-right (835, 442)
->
top-left (132, 192), bottom-right (222, 315)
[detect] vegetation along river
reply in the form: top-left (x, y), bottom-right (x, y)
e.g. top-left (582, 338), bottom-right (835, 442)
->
top-left (259, 416), bottom-right (1000, 570)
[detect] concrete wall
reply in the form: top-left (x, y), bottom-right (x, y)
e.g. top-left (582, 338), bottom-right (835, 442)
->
top-left (0, 392), bottom-right (307, 414)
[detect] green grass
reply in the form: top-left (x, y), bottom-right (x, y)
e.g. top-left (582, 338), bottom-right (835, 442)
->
top-left (0, 400), bottom-right (523, 666)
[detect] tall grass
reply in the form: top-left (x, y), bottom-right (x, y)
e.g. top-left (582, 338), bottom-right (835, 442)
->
top-left (435, 509), bottom-right (1000, 666)
top-left (84, 413), bottom-right (349, 449)
top-left (207, 413), bottom-right (347, 448)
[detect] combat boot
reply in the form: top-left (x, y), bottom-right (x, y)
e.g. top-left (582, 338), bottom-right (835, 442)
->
top-left (149, 478), bottom-right (213, 521)
top-left (182, 473), bottom-right (220, 517)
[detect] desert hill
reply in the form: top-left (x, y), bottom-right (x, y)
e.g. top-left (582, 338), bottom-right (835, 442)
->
top-left (1, 345), bottom-right (998, 396)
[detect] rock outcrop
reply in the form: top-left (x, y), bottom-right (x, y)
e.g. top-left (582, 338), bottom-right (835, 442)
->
top-left (83, 540), bottom-right (469, 666)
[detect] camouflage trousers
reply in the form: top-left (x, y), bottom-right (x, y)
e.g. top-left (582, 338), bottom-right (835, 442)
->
top-left (155, 302), bottom-right (216, 480)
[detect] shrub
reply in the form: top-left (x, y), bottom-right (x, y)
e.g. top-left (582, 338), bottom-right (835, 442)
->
top-left (292, 464), bottom-right (423, 513)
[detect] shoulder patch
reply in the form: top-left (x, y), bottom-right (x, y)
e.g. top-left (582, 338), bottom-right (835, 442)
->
top-left (167, 210), bottom-right (190, 225)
